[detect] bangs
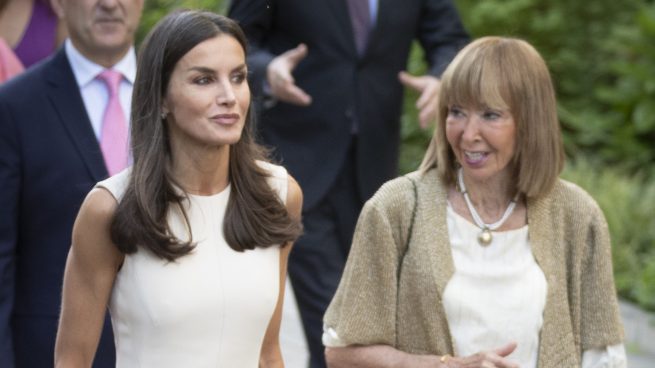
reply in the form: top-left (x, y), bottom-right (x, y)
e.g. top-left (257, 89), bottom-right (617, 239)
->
top-left (440, 42), bottom-right (515, 112)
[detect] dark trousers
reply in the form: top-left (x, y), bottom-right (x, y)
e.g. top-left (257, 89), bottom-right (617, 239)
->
top-left (288, 144), bottom-right (364, 368)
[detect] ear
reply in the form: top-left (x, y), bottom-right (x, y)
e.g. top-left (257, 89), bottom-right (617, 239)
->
top-left (161, 98), bottom-right (170, 119)
top-left (161, 99), bottom-right (169, 115)
top-left (49, 0), bottom-right (65, 19)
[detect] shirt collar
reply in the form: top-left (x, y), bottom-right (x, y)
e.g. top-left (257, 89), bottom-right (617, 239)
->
top-left (65, 39), bottom-right (136, 87)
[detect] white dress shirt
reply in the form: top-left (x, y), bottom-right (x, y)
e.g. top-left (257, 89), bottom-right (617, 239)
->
top-left (368, 0), bottom-right (378, 25)
top-left (65, 39), bottom-right (136, 140)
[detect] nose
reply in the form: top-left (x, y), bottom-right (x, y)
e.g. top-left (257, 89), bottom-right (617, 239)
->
top-left (99, 0), bottom-right (119, 9)
top-left (461, 114), bottom-right (481, 143)
top-left (216, 80), bottom-right (236, 107)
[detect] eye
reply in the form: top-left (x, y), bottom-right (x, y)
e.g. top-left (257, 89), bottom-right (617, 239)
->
top-left (481, 110), bottom-right (501, 121)
top-left (448, 106), bottom-right (465, 118)
top-left (194, 75), bottom-right (214, 85)
top-left (230, 71), bottom-right (247, 84)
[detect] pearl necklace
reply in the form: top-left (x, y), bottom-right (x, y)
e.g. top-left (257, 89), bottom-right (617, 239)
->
top-left (457, 169), bottom-right (518, 246)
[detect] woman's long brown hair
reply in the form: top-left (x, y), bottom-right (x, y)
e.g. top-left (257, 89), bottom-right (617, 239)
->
top-left (110, 10), bottom-right (302, 261)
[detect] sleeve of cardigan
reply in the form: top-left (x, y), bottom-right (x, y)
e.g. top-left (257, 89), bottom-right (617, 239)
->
top-left (323, 185), bottom-right (410, 347)
top-left (579, 201), bottom-right (624, 350)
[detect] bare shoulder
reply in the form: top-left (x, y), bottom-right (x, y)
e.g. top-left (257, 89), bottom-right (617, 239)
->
top-left (285, 174), bottom-right (303, 219)
top-left (79, 187), bottom-right (119, 219)
top-left (72, 187), bottom-right (123, 268)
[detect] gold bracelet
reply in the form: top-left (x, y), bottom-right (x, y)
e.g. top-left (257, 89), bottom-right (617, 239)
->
top-left (440, 354), bottom-right (451, 363)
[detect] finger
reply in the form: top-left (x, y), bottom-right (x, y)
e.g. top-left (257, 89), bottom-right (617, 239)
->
top-left (398, 71), bottom-right (426, 92)
top-left (494, 342), bottom-right (518, 357)
top-left (273, 70), bottom-right (294, 87)
top-left (418, 101), bottom-right (437, 129)
top-left (494, 356), bottom-right (520, 368)
top-left (269, 75), bottom-right (294, 101)
top-left (416, 80), bottom-right (439, 109)
top-left (267, 59), bottom-right (295, 88)
top-left (280, 84), bottom-right (312, 106)
top-left (285, 43), bottom-right (308, 68)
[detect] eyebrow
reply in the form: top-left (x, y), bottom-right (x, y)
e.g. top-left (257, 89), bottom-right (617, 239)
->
top-left (186, 64), bottom-right (248, 74)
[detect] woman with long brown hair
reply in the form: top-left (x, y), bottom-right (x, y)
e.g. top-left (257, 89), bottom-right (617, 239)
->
top-left (54, 10), bottom-right (302, 367)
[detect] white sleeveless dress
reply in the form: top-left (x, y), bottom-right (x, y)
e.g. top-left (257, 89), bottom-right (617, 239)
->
top-left (96, 162), bottom-right (288, 368)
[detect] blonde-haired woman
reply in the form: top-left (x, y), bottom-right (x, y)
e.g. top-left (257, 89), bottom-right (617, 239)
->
top-left (323, 36), bottom-right (625, 368)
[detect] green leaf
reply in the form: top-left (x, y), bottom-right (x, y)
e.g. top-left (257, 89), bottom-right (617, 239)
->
top-left (632, 100), bottom-right (655, 132)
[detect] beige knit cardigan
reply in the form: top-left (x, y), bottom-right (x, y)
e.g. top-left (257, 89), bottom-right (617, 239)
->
top-left (324, 169), bottom-right (623, 367)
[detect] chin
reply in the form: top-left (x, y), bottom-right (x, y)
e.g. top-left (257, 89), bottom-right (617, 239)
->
top-left (94, 33), bottom-right (129, 48)
top-left (211, 134), bottom-right (243, 147)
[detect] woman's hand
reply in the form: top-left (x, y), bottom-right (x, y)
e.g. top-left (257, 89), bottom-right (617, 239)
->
top-left (324, 342), bottom-right (519, 368)
top-left (444, 342), bottom-right (519, 368)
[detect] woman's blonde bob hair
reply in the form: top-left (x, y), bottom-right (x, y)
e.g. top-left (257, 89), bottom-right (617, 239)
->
top-left (419, 36), bottom-right (564, 198)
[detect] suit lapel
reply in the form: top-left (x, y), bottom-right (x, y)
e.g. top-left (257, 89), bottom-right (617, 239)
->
top-left (45, 49), bottom-right (108, 181)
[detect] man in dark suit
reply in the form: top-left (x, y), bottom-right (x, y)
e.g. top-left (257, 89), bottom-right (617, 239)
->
top-left (229, 1), bottom-right (469, 366)
top-left (0, 0), bottom-right (143, 366)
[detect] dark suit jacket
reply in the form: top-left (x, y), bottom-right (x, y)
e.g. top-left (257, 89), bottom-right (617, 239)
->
top-left (229, 0), bottom-right (468, 210)
top-left (0, 49), bottom-right (115, 368)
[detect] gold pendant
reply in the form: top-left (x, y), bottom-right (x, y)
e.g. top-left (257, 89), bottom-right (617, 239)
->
top-left (478, 228), bottom-right (492, 246)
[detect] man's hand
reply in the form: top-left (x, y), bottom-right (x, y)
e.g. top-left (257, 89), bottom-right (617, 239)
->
top-left (266, 44), bottom-right (312, 106)
top-left (398, 71), bottom-right (441, 129)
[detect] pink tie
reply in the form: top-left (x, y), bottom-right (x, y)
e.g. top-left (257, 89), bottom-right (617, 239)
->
top-left (97, 69), bottom-right (128, 176)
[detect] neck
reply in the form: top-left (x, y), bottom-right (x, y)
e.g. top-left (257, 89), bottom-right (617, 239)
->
top-left (458, 169), bottom-right (517, 224)
top-left (170, 143), bottom-right (231, 196)
top-left (72, 40), bottom-right (131, 69)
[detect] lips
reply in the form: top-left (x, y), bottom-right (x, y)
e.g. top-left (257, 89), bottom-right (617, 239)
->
top-left (211, 114), bottom-right (240, 125)
top-left (95, 19), bottom-right (123, 29)
top-left (463, 150), bottom-right (488, 165)
top-left (95, 17), bottom-right (123, 24)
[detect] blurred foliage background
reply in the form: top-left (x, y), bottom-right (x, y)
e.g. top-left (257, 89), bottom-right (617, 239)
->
top-left (139, 0), bottom-right (655, 311)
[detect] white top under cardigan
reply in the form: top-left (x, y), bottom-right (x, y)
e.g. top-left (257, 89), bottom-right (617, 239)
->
top-left (323, 203), bottom-right (627, 367)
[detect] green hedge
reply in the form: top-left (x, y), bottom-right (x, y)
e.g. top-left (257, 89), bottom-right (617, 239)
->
top-left (453, 0), bottom-right (653, 170)
top-left (562, 160), bottom-right (655, 311)
top-left (138, 0), bottom-right (226, 44)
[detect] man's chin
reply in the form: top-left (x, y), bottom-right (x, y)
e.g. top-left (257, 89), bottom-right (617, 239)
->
top-left (93, 37), bottom-right (132, 53)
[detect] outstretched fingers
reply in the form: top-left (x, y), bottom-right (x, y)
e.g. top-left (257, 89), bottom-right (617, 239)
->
top-left (266, 43), bottom-right (312, 105)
